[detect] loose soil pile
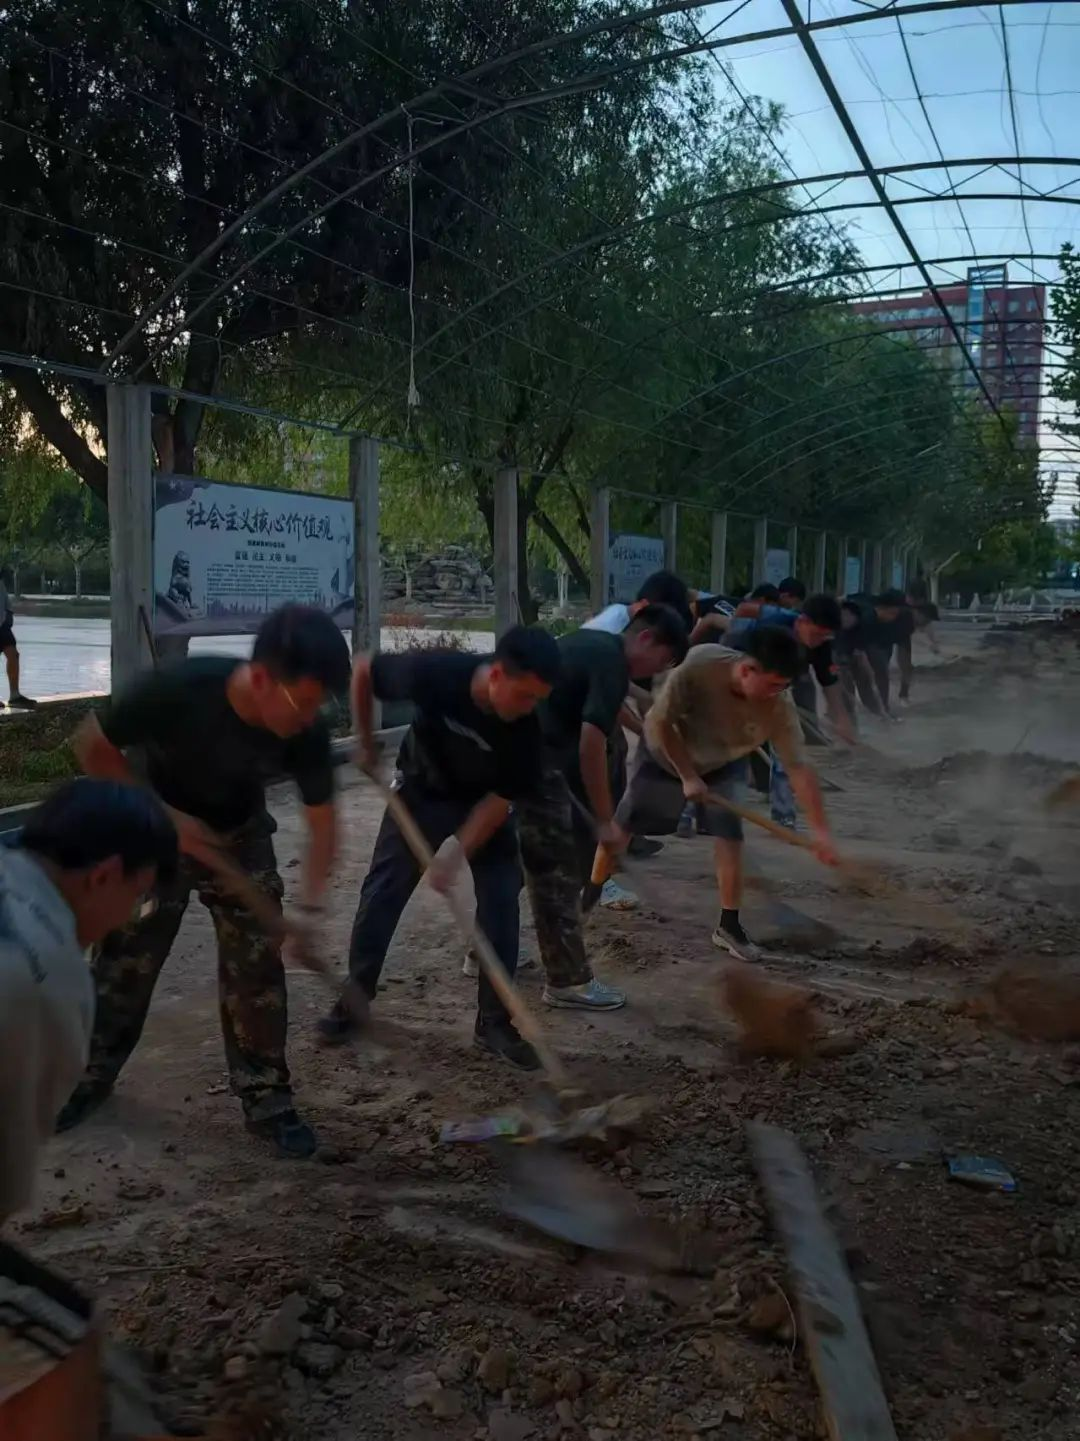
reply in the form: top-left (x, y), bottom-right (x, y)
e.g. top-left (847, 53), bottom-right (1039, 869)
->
top-left (10, 627), bottom-right (1080, 1439)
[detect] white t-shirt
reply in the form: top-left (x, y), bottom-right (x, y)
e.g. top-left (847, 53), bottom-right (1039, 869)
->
top-left (0, 846), bottom-right (94, 1223)
top-left (583, 603), bottom-right (631, 635)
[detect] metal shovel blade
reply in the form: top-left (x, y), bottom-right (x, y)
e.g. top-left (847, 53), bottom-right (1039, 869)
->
top-left (761, 897), bottom-right (843, 949)
top-left (500, 1146), bottom-right (680, 1269)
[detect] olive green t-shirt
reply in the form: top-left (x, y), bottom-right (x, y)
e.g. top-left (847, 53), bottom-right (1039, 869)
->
top-left (645, 645), bottom-right (806, 776)
top-left (537, 629), bottom-right (629, 769)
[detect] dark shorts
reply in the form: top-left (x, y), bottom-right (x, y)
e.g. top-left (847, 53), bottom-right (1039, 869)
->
top-left (0, 621), bottom-right (14, 651)
top-left (615, 748), bottom-right (747, 841)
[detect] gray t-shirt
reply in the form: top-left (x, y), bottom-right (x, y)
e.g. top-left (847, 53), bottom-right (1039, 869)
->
top-left (0, 846), bottom-right (93, 1223)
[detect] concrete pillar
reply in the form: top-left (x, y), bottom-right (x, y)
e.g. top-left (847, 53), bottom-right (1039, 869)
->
top-left (590, 486), bottom-right (610, 613)
top-left (812, 531), bottom-right (827, 593)
top-left (870, 541), bottom-right (884, 593)
top-left (661, 500), bottom-right (678, 573)
top-left (752, 517), bottom-right (769, 587)
top-left (710, 512), bottom-right (728, 595)
top-left (857, 539), bottom-right (869, 593)
top-left (107, 385), bottom-right (154, 692)
top-left (837, 536), bottom-right (849, 593)
top-left (349, 437), bottom-right (381, 657)
top-left (493, 465), bottom-right (519, 637)
top-left (786, 525), bottom-right (798, 578)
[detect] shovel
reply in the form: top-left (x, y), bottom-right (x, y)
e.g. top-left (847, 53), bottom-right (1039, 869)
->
top-left (363, 772), bottom-right (650, 1148)
top-left (572, 788), bottom-right (840, 948)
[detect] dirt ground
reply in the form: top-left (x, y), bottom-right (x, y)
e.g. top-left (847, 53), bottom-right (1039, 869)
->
top-left (12, 621), bottom-right (1080, 1440)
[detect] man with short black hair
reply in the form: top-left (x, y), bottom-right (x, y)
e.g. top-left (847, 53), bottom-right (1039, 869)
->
top-left (726, 593), bottom-right (851, 826)
top-left (777, 577), bottom-right (807, 610)
top-left (846, 590), bottom-right (906, 717)
top-left (591, 626), bottom-right (838, 960)
top-left (586, 569), bottom-right (693, 636)
top-left (59, 603), bottom-right (351, 1157)
top-left (521, 605), bottom-right (688, 1010)
top-left (318, 625), bottom-right (562, 1071)
top-left (1, 779), bottom-right (177, 1221)
top-left (584, 572), bottom-right (692, 903)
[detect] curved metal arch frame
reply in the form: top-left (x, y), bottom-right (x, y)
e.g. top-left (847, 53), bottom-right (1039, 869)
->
top-left (350, 184), bottom-right (1080, 440)
top-left (101, 0), bottom-right (1069, 375)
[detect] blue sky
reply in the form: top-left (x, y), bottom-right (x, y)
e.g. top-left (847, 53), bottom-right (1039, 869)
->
top-left (696, 0), bottom-right (1080, 512)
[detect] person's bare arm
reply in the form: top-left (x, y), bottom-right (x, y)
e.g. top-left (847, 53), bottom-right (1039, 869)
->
top-left (300, 802), bottom-right (337, 907)
top-left (733, 601), bottom-right (765, 619)
top-left (427, 794), bottom-right (511, 893)
top-left (787, 764), bottom-right (838, 865)
top-left (689, 612), bottom-right (730, 645)
top-left (617, 702), bottom-right (644, 736)
top-left (74, 713), bottom-right (218, 861)
top-left (654, 718), bottom-right (707, 801)
top-left (822, 684), bottom-right (854, 744)
top-left (896, 636), bottom-right (914, 699)
top-left (627, 682), bottom-right (654, 712)
top-left (579, 722), bottom-right (615, 826)
top-left (73, 713), bottom-right (134, 783)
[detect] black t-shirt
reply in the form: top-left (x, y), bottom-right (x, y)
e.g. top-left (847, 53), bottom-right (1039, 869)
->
top-left (726, 608), bottom-right (838, 689)
top-left (100, 656), bottom-right (334, 832)
top-left (537, 629), bottom-right (629, 767)
top-left (372, 651), bottom-right (540, 803)
top-left (837, 597), bottom-right (880, 655)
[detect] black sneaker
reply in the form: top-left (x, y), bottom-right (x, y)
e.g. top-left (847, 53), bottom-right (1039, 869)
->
top-left (56, 1081), bottom-right (113, 1133)
top-left (473, 1020), bottom-right (541, 1072)
top-left (246, 1108), bottom-right (318, 1159)
top-left (710, 918), bottom-right (763, 963)
top-left (316, 986), bottom-right (370, 1046)
top-left (628, 835), bottom-right (663, 859)
top-left (8, 694), bottom-right (38, 710)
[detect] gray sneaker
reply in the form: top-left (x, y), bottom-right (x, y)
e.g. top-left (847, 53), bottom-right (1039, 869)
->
top-left (542, 977), bottom-right (626, 1011)
top-left (710, 919), bottom-right (763, 963)
top-left (676, 803), bottom-right (696, 839)
top-left (599, 877), bottom-right (638, 911)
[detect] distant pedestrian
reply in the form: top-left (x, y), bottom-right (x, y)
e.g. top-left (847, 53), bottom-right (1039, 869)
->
top-left (0, 566), bottom-right (38, 710)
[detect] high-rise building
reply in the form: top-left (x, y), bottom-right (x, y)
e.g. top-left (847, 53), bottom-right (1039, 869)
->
top-left (848, 265), bottom-right (1045, 442)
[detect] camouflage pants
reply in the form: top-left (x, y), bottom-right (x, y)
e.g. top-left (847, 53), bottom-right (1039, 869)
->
top-left (82, 817), bottom-right (292, 1123)
top-left (517, 767), bottom-right (593, 990)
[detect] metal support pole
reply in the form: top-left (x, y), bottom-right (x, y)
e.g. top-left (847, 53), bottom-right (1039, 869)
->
top-left (590, 487), bottom-right (610, 613)
top-left (752, 517), bottom-right (769, 587)
top-left (881, 540), bottom-right (895, 591)
top-left (107, 384), bottom-right (153, 692)
top-left (350, 437), bottom-right (381, 655)
top-left (837, 535), bottom-right (849, 593)
top-left (494, 465), bottom-right (519, 637)
top-left (710, 512), bottom-right (728, 595)
top-left (857, 539), bottom-right (869, 593)
top-left (786, 525), bottom-right (799, 578)
top-left (812, 531), bottom-right (827, 593)
top-left (660, 500), bottom-right (678, 573)
top-left (870, 542), bottom-right (884, 593)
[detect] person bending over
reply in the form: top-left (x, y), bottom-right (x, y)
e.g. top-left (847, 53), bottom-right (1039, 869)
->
top-left (1, 779), bottom-right (176, 1223)
top-left (519, 605), bottom-right (688, 1011)
top-left (318, 625), bottom-right (561, 1070)
top-left (591, 626), bottom-right (838, 962)
top-left (59, 604), bottom-right (350, 1158)
top-left (583, 569), bottom-right (693, 904)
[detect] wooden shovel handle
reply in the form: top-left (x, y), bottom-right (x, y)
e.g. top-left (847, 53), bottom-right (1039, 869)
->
top-left (372, 778), bottom-right (570, 1090)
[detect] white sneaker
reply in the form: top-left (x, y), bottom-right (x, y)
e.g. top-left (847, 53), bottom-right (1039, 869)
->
top-left (710, 919), bottom-right (763, 963)
top-left (599, 878), bottom-right (638, 911)
top-left (542, 978), bottom-right (626, 1011)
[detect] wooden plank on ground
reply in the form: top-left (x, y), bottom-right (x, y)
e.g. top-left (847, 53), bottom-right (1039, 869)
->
top-left (749, 1122), bottom-right (898, 1441)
